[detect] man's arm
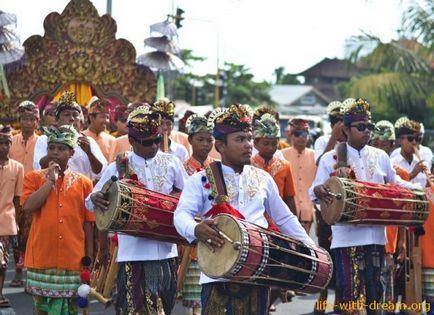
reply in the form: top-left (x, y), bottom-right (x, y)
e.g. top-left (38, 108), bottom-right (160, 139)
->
top-left (79, 136), bottom-right (107, 177)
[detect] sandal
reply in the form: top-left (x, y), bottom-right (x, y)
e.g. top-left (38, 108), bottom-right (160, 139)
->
top-left (0, 296), bottom-right (11, 308)
top-left (10, 278), bottom-right (24, 287)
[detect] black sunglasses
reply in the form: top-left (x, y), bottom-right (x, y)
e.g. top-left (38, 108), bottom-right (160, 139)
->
top-left (293, 130), bottom-right (309, 137)
top-left (133, 137), bottom-right (162, 147)
top-left (402, 135), bottom-right (422, 143)
top-left (350, 123), bottom-right (375, 132)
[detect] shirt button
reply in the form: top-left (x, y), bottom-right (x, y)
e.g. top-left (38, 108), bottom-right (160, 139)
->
top-left (59, 204), bottom-right (63, 207)
top-left (59, 235), bottom-right (63, 240)
top-left (59, 219), bottom-right (63, 223)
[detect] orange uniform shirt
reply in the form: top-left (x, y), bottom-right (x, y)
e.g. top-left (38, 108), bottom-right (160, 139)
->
top-left (9, 132), bottom-right (39, 175)
top-left (0, 159), bottom-right (24, 236)
top-left (82, 129), bottom-right (116, 161)
top-left (22, 169), bottom-right (95, 271)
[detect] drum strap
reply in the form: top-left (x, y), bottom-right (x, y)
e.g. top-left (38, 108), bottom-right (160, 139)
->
top-left (335, 142), bottom-right (348, 168)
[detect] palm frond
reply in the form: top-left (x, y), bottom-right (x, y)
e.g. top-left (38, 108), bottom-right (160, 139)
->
top-left (402, 0), bottom-right (434, 48)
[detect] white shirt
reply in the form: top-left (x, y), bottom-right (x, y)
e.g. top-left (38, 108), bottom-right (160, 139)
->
top-left (33, 135), bottom-right (107, 180)
top-left (313, 135), bottom-right (330, 161)
top-left (391, 144), bottom-right (433, 167)
top-left (310, 143), bottom-right (421, 249)
top-left (85, 151), bottom-right (188, 262)
top-left (174, 163), bottom-right (314, 284)
top-left (252, 146), bottom-right (284, 160)
top-left (168, 140), bottom-right (189, 162)
top-left (391, 152), bottom-right (429, 188)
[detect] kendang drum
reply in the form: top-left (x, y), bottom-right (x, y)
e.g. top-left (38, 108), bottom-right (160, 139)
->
top-left (197, 214), bottom-right (333, 293)
top-left (95, 176), bottom-right (189, 245)
top-left (321, 176), bottom-right (429, 226)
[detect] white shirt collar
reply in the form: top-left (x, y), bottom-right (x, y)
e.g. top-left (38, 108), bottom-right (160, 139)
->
top-left (346, 143), bottom-right (367, 157)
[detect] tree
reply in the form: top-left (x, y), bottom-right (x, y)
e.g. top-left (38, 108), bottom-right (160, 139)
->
top-left (343, 0), bottom-right (434, 125)
top-left (273, 66), bottom-right (301, 85)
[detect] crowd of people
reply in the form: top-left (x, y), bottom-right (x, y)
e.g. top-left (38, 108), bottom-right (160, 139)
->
top-left (0, 91), bottom-right (432, 315)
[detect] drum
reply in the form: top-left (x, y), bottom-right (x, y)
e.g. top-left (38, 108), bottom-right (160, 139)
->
top-left (197, 214), bottom-right (333, 293)
top-left (95, 177), bottom-right (188, 244)
top-left (321, 176), bottom-right (429, 226)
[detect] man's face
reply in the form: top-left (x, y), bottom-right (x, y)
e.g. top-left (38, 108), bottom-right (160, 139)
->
top-left (129, 135), bottom-right (161, 159)
top-left (0, 137), bottom-right (11, 157)
top-left (47, 142), bottom-right (74, 165)
top-left (116, 116), bottom-right (128, 135)
top-left (160, 118), bottom-right (173, 135)
top-left (57, 109), bottom-right (80, 127)
top-left (20, 115), bottom-right (38, 132)
top-left (398, 133), bottom-right (422, 155)
top-left (254, 138), bottom-right (278, 160)
top-left (290, 129), bottom-right (309, 149)
top-left (344, 119), bottom-right (373, 147)
top-left (89, 112), bottom-right (110, 133)
top-left (216, 131), bottom-right (253, 166)
top-left (189, 132), bottom-right (214, 158)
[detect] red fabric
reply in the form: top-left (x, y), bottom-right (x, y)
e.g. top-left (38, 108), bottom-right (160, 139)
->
top-left (204, 203), bottom-right (245, 220)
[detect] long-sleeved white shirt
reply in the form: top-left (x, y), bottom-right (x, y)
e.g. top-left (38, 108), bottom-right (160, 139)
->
top-left (174, 163), bottom-right (314, 284)
top-left (85, 151), bottom-right (188, 262)
top-left (33, 135), bottom-right (107, 180)
top-left (310, 143), bottom-right (421, 249)
top-left (390, 144), bottom-right (433, 167)
top-left (391, 152), bottom-right (429, 188)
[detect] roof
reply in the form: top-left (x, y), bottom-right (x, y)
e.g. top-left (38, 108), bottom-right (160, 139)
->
top-left (269, 84), bottom-right (330, 106)
top-left (298, 57), bottom-right (359, 79)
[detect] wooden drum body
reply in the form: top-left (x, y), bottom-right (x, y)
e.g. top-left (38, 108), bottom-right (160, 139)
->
top-left (95, 178), bottom-right (188, 244)
top-left (197, 214), bottom-right (333, 293)
top-left (321, 177), bottom-right (429, 226)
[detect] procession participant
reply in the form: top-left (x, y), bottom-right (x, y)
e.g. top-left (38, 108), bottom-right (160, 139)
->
top-left (22, 125), bottom-right (94, 315)
top-left (82, 97), bottom-right (116, 161)
top-left (311, 98), bottom-right (422, 315)
top-left (111, 104), bottom-right (128, 138)
top-left (314, 100), bottom-right (346, 162)
top-left (86, 105), bottom-right (187, 315)
top-left (281, 118), bottom-right (316, 233)
top-left (0, 125), bottom-right (24, 308)
top-left (252, 105), bottom-right (288, 153)
top-left (107, 102), bottom-right (148, 162)
top-left (251, 113), bottom-right (297, 214)
top-left (41, 101), bottom-right (57, 128)
top-left (9, 101), bottom-right (40, 288)
top-left (179, 114), bottom-right (215, 315)
top-left (33, 92), bottom-right (107, 181)
top-left (152, 98), bottom-right (189, 161)
top-left (174, 104), bottom-right (314, 315)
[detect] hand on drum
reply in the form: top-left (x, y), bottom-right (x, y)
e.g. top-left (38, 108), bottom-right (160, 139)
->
top-left (90, 191), bottom-right (110, 212)
top-left (313, 184), bottom-right (333, 206)
top-left (194, 219), bottom-right (224, 252)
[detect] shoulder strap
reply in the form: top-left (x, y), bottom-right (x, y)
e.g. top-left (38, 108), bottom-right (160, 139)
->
top-left (115, 151), bottom-right (130, 179)
top-left (335, 142), bottom-right (348, 168)
top-left (205, 161), bottom-right (229, 204)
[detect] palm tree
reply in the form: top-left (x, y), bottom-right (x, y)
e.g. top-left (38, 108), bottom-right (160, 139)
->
top-left (343, 1), bottom-right (434, 125)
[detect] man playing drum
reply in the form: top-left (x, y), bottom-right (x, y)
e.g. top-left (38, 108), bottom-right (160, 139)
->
top-left (174, 103), bottom-right (314, 315)
top-left (311, 99), bottom-right (422, 315)
top-left (86, 105), bottom-right (188, 315)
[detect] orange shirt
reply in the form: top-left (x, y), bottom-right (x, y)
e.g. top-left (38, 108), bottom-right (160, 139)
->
top-left (9, 132), bottom-right (39, 175)
top-left (82, 129), bottom-right (116, 161)
top-left (22, 169), bottom-right (95, 271)
top-left (420, 190), bottom-right (434, 267)
top-left (281, 147), bottom-right (317, 221)
top-left (251, 154), bottom-right (296, 199)
top-left (108, 135), bottom-right (131, 163)
top-left (183, 156), bottom-right (214, 176)
top-left (0, 159), bottom-right (24, 236)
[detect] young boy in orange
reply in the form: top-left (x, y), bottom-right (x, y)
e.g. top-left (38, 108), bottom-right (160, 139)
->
top-left (0, 125), bottom-right (24, 308)
top-left (22, 125), bottom-right (94, 315)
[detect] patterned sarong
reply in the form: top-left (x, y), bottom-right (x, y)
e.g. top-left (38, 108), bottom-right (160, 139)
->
top-left (201, 282), bottom-right (269, 315)
top-left (27, 268), bottom-right (80, 315)
top-left (116, 258), bottom-right (177, 315)
top-left (333, 244), bottom-right (384, 315)
top-left (182, 260), bottom-right (201, 308)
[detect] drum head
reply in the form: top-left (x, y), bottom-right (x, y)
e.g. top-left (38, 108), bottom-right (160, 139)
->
top-left (320, 177), bottom-right (346, 225)
top-left (197, 215), bottom-right (243, 279)
top-left (95, 179), bottom-right (120, 231)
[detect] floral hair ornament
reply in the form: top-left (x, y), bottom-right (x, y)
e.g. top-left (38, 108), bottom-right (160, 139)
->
top-left (185, 114), bottom-right (212, 135)
top-left (289, 118), bottom-right (309, 131)
top-left (45, 125), bottom-right (79, 149)
top-left (326, 100), bottom-right (343, 118)
top-left (127, 105), bottom-right (162, 139)
top-left (18, 100), bottom-right (39, 119)
top-left (394, 117), bottom-right (421, 138)
top-left (55, 91), bottom-right (82, 118)
top-left (372, 120), bottom-right (395, 141)
top-left (152, 98), bottom-right (175, 121)
top-left (253, 113), bottom-right (280, 138)
top-left (212, 104), bottom-right (253, 138)
top-left (87, 96), bottom-right (111, 115)
top-left (252, 106), bottom-right (279, 123)
top-left (342, 98), bottom-right (371, 126)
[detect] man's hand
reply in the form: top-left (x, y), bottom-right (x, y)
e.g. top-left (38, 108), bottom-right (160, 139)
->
top-left (194, 219), bottom-right (224, 252)
top-left (90, 192), bottom-right (110, 211)
top-left (47, 161), bottom-right (60, 183)
top-left (313, 184), bottom-right (333, 206)
top-left (78, 135), bottom-right (91, 154)
top-left (410, 160), bottom-right (427, 179)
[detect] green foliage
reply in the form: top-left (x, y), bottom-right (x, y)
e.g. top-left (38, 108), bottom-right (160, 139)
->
top-left (273, 66), bottom-right (301, 84)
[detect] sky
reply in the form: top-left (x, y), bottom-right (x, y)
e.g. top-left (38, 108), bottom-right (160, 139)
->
top-left (3, 0), bottom-right (411, 81)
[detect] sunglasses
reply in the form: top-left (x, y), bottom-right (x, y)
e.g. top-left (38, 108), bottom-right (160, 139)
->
top-left (401, 135), bottom-right (422, 143)
top-left (133, 137), bottom-right (162, 147)
top-left (293, 130), bottom-right (309, 137)
top-left (350, 123), bottom-right (375, 132)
